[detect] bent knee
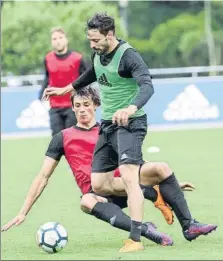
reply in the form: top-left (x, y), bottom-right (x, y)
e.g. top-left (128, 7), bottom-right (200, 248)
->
top-left (80, 194), bottom-right (96, 213)
top-left (155, 162), bottom-right (172, 178)
top-left (91, 174), bottom-right (104, 192)
top-left (91, 172), bottom-right (113, 193)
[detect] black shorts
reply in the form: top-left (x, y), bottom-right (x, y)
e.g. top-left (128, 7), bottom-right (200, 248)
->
top-left (92, 114), bottom-right (147, 173)
top-left (49, 107), bottom-right (77, 136)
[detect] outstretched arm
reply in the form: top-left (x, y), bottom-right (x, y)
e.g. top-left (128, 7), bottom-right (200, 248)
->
top-left (1, 157), bottom-right (58, 232)
top-left (42, 65), bottom-right (96, 100)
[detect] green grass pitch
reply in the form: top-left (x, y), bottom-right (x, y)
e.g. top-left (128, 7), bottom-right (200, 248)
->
top-left (1, 128), bottom-right (223, 260)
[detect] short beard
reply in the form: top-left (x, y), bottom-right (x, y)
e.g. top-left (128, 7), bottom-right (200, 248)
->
top-left (98, 39), bottom-right (110, 55)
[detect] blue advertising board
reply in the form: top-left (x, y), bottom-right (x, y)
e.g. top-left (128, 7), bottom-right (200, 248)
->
top-left (1, 77), bottom-right (223, 135)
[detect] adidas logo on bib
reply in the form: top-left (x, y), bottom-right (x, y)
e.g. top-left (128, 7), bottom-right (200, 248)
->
top-left (98, 73), bottom-right (112, 87)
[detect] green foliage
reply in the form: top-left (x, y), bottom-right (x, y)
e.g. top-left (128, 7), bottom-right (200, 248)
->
top-left (129, 8), bottom-right (223, 68)
top-left (2, 1), bottom-right (223, 73)
top-left (2, 1), bottom-right (125, 75)
top-left (146, 12), bottom-right (206, 67)
top-left (127, 1), bottom-right (223, 68)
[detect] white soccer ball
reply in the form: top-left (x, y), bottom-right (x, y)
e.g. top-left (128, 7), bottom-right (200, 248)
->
top-left (36, 222), bottom-right (68, 253)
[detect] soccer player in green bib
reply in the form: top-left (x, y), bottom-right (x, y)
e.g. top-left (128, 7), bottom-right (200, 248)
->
top-left (44, 13), bottom-right (218, 252)
top-left (44, 13), bottom-right (155, 252)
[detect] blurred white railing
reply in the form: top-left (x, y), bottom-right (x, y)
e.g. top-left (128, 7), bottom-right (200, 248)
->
top-left (150, 65), bottom-right (223, 77)
top-left (1, 65), bottom-right (223, 87)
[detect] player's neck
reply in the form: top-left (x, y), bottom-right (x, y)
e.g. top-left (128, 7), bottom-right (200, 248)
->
top-left (106, 38), bottom-right (119, 54)
top-left (76, 120), bottom-right (96, 130)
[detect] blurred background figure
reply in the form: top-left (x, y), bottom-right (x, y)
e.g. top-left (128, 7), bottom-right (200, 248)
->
top-left (39, 27), bottom-right (88, 136)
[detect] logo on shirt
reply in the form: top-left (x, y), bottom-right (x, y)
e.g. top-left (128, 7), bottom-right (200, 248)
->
top-left (98, 73), bottom-right (112, 87)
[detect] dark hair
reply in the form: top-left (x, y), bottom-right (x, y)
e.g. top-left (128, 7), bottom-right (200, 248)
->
top-left (71, 84), bottom-right (101, 107)
top-left (87, 12), bottom-right (115, 35)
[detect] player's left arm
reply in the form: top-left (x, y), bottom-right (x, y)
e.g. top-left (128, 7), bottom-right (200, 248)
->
top-left (112, 49), bottom-right (154, 125)
top-left (126, 49), bottom-right (154, 110)
top-left (1, 133), bottom-right (64, 232)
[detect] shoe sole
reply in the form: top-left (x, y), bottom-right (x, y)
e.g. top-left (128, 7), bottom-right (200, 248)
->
top-left (167, 213), bottom-right (174, 225)
top-left (155, 206), bottom-right (174, 225)
top-left (187, 226), bottom-right (218, 241)
top-left (119, 247), bottom-right (144, 253)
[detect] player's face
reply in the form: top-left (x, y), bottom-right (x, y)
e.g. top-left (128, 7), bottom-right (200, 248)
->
top-left (87, 29), bottom-right (110, 55)
top-left (51, 31), bottom-right (68, 53)
top-left (72, 96), bottom-right (97, 125)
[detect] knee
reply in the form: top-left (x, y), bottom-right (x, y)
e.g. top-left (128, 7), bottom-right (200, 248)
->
top-left (155, 162), bottom-right (172, 179)
top-left (91, 181), bottom-right (104, 194)
top-left (91, 172), bottom-right (113, 194)
top-left (80, 194), bottom-right (95, 214)
top-left (91, 174), bottom-right (104, 193)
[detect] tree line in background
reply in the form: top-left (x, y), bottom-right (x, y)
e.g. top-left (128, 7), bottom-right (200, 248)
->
top-left (2, 0), bottom-right (223, 75)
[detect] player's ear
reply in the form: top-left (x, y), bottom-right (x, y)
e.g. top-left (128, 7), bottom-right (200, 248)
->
top-left (93, 104), bottom-right (98, 111)
top-left (107, 30), bottom-right (113, 36)
top-left (107, 31), bottom-right (113, 39)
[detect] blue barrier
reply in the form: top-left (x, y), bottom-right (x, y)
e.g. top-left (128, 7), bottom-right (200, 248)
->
top-left (1, 77), bottom-right (223, 135)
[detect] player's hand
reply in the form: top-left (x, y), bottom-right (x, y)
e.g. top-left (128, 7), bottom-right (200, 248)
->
top-left (1, 214), bottom-right (26, 232)
top-left (42, 85), bottom-right (74, 100)
top-left (179, 182), bottom-right (195, 191)
top-left (42, 87), bottom-right (50, 101)
top-left (112, 105), bottom-right (137, 126)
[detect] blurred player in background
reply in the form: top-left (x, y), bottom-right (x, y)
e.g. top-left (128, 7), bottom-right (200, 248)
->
top-left (2, 85), bottom-right (217, 251)
top-left (39, 27), bottom-right (88, 136)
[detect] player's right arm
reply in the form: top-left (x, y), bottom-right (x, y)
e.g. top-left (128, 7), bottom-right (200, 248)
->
top-left (39, 58), bottom-right (49, 100)
top-left (1, 133), bottom-right (64, 232)
top-left (43, 64), bottom-right (97, 99)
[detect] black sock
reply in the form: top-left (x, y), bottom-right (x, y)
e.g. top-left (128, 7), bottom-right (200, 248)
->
top-left (159, 173), bottom-right (192, 230)
top-left (140, 185), bottom-right (158, 202)
top-left (91, 202), bottom-right (147, 240)
top-left (130, 220), bottom-right (142, 242)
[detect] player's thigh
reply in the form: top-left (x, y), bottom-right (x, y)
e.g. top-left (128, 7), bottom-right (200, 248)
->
top-left (117, 114), bottom-right (147, 166)
top-left (91, 171), bottom-right (115, 193)
top-left (49, 108), bottom-right (64, 136)
top-left (63, 107), bottom-right (77, 128)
